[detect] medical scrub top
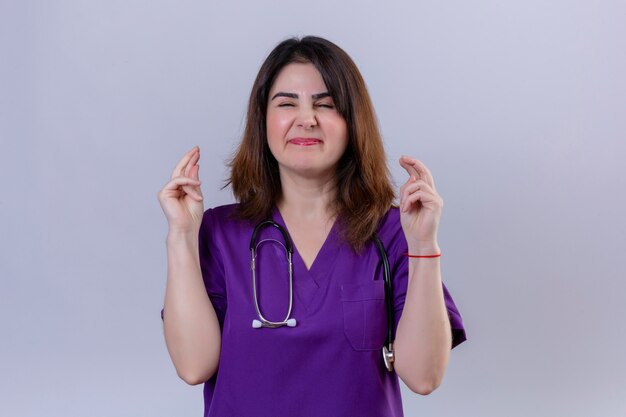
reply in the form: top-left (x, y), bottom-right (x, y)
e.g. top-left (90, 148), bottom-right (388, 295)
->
top-left (192, 203), bottom-right (465, 417)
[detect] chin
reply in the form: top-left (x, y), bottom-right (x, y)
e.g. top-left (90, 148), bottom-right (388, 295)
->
top-left (283, 163), bottom-right (335, 179)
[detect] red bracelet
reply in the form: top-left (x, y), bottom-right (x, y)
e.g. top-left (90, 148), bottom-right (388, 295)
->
top-left (404, 253), bottom-right (442, 258)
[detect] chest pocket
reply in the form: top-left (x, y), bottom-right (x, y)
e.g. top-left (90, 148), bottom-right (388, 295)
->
top-left (340, 281), bottom-right (387, 351)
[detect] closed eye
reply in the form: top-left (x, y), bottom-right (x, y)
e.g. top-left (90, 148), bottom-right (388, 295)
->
top-left (316, 103), bottom-right (335, 109)
top-left (277, 103), bottom-right (295, 107)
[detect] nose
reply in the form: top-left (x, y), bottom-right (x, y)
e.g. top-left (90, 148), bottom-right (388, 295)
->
top-left (296, 106), bottom-right (317, 129)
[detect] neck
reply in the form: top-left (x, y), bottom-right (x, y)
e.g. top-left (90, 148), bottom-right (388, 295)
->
top-left (277, 169), bottom-right (337, 222)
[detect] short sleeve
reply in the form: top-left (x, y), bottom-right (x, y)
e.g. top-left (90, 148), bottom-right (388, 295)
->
top-left (385, 213), bottom-right (467, 349)
top-left (441, 282), bottom-right (466, 348)
top-left (198, 208), bottom-right (228, 330)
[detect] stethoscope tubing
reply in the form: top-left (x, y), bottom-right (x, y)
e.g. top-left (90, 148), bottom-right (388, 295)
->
top-left (249, 219), bottom-right (395, 371)
top-left (250, 220), bottom-right (295, 328)
top-left (373, 234), bottom-right (394, 352)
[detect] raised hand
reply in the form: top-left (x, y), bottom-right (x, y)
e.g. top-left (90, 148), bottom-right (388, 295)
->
top-left (157, 146), bottom-right (204, 235)
top-left (398, 155), bottom-right (443, 250)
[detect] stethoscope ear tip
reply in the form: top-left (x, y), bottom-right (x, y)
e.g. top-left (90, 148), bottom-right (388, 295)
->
top-left (251, 318), bottom-right (297, 328)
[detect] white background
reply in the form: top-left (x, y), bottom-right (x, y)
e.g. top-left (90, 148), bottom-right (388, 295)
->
top-left (1, 1), bottom-right (625, 416)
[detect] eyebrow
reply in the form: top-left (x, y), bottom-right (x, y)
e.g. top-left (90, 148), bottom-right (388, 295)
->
top-left (271, 92), bottom-right (331, 100)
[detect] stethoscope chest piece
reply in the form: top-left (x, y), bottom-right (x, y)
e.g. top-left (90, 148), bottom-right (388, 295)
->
top-left (382, 343), bottom-right (395, 372)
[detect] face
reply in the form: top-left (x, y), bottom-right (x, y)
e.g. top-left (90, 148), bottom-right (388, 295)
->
top-left (266, 62), bottom-right (348, 180)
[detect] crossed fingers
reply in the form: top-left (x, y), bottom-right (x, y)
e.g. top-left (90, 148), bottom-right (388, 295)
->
top-left (165, 146), bottom-right (202, 201)
top-left (399, 155), bottom-right (436, 191)
top-left (398, 156), bottom-right (442, 213)
top-left (172, 146), bottom-right (200, 179)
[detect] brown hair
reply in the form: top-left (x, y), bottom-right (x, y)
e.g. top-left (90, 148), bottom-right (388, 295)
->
top-left (226, 36), bottom-right (394, 251)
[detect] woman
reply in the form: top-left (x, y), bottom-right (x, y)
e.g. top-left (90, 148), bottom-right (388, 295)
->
top-left (158, 36), bottom-right (466, 417)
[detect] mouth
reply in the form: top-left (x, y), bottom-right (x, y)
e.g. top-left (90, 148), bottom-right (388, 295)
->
top-left (288, 137), bottom-right (323, 146)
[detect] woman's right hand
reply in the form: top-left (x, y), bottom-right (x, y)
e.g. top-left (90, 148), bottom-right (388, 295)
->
top-left (157, 146), bottom-right (205, 235)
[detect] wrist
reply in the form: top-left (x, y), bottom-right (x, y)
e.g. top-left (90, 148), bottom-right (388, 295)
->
top-left (406, 241), bottom-right (440, 255)
top-left (166, 230), bottom-right (199, 246)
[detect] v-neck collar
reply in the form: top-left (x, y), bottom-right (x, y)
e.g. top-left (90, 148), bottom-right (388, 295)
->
top-left (271, 207), bottom-right (341, 316)
top-left (272, 206), bottom-right (340, 274)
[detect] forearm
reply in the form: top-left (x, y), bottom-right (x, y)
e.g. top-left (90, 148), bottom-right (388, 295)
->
top-left (163, 232), bottom-right (221, 385)
top-left (393, 243), bottom-right (452, 395)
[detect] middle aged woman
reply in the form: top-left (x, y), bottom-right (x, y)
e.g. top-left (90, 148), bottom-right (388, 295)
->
top-left (158, 35), bottom-right (466, 417)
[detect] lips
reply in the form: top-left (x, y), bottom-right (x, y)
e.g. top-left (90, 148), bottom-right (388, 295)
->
top-left (288, 138), bottom-right (322, 146)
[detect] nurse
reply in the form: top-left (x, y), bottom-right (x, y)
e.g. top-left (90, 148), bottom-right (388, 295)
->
top-left (158, 36), bottom-right (466, 417)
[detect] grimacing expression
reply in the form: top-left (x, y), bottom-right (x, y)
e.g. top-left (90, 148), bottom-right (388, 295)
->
top-left (266, 62), bottom-right (348, 179)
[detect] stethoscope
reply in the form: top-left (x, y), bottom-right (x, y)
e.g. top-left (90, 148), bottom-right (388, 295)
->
top-left (249, 220), bottom-right (396, 372)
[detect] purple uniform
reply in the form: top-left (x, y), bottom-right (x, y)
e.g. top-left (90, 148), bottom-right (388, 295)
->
top-left (190, 203), bottom-right (465, 416)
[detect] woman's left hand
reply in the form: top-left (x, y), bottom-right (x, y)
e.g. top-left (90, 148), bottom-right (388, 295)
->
top-left (398, 156), bottom-right (443, 249)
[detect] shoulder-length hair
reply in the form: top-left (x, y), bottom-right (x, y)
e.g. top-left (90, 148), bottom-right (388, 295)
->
top-left (227, 36), bottom-right (394, 251)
